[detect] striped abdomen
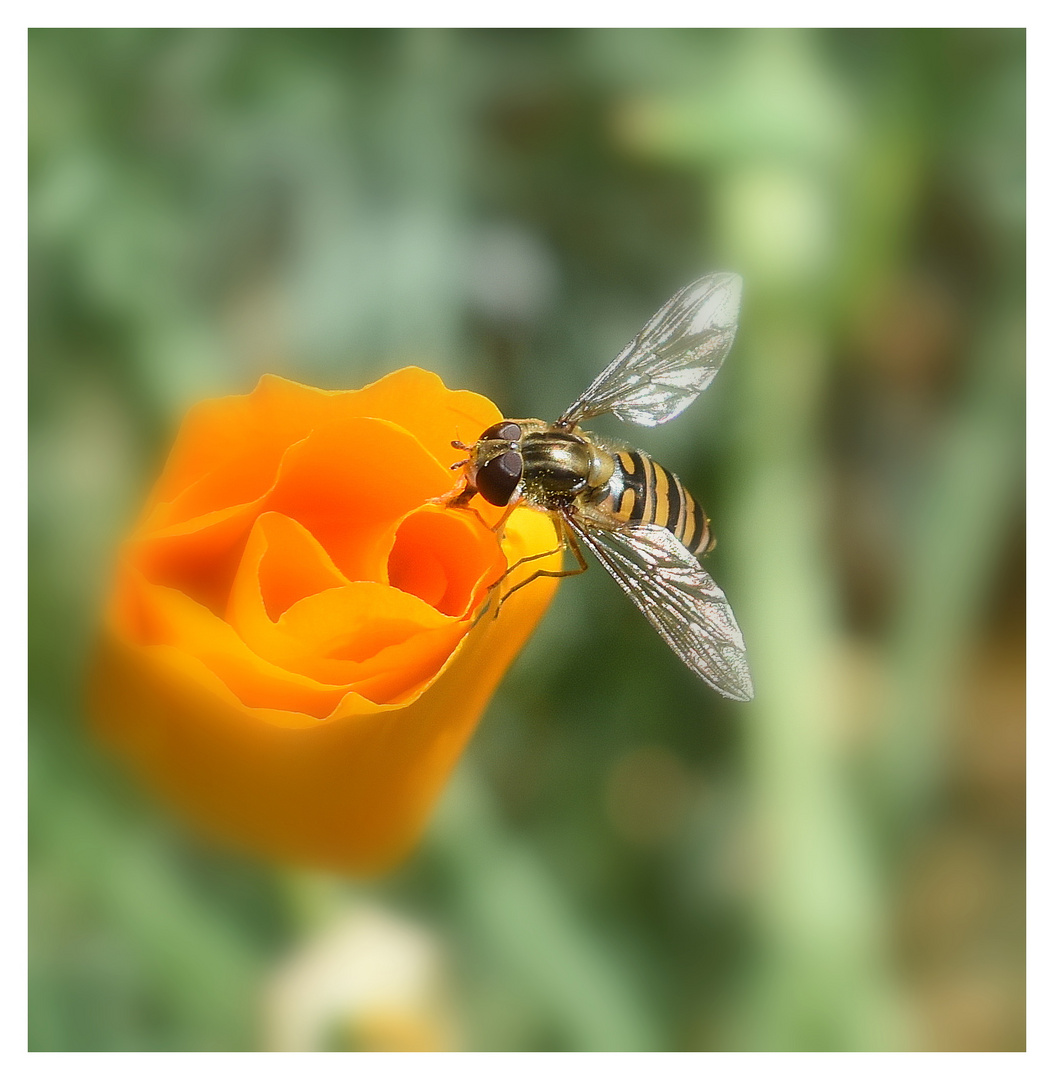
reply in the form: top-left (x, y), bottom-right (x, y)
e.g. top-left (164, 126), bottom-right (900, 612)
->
top-left (594, 448), bottom-right (713, 555)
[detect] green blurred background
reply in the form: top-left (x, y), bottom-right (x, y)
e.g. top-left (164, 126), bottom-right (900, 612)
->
top-left (29, 28), bottom-right (1025, 1051)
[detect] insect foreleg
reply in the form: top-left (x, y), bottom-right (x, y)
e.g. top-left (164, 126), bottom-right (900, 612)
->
top-left (487, 500), bottom-right (521, 537)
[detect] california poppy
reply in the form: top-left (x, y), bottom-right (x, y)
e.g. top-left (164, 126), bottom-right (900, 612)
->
top-left (88, 369), bottom-right (561, 872)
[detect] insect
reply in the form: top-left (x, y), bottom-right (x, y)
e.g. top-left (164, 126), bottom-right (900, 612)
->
top-left (447, 273), bottom-right (753, 701)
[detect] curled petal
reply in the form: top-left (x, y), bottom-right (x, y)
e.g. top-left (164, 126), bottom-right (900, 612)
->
top-left (90, 507), bottom-right (560, 871)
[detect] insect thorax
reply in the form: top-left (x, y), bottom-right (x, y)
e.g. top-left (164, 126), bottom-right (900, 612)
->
top-left (516, 428), bottom-right (613, 511)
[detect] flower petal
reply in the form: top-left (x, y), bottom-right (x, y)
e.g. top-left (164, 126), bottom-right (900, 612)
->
top-left (91, 507), bottom-right (561, 870)
top-left (131, 415), bottom-right (452, 612)
top-left (337, 367), bottom-right (503, 470)
top-left (386, 503), bottom-right (506, 618)
top-left (148, 369), bottom-right (501, 524)
top-left (119, 567), bottom-right (354, 719)
top-left (263, 416), bottom-right (451, 583)
top-left (225, 512), bottom-right (473, 703)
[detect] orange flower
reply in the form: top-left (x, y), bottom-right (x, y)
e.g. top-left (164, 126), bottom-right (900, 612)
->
top-left (88, 368), bottom-right (560, 873)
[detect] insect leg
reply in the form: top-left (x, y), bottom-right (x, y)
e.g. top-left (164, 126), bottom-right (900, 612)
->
top-left (501, 541), bottom-right (566, 577)
top-left (445, 483), bottom-right (479, 509)
top-left (466, 521), bottom-right (567, 629)
top-left (430, 481), bottom-right (485, 521)
top-left (487, 500), bottom-right (520, 536)
top-left (494, 514), bottom-right (588, 617)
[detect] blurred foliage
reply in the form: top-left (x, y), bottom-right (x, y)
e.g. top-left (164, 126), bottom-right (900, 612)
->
top-left (29, 28), bottom-right (1024, 1051)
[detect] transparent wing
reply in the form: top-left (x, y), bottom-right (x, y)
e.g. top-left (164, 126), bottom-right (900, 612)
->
top-left (558, 272), bottom-right (742, 429)
top-left (566, 517), bottom-right (754, 701)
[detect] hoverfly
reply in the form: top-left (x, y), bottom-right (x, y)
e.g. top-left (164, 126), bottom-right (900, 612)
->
top-left (448, 273), bottom-right (753, 701)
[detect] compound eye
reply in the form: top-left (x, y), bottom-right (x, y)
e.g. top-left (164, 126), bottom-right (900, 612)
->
top-left (476, 450), bottom-right (523, 506)
top-left (478, 421), bottom-right (522, 443)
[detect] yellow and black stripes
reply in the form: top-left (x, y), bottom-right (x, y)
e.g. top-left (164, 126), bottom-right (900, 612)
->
top-left (606, 449), bottom-right (712, 555)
